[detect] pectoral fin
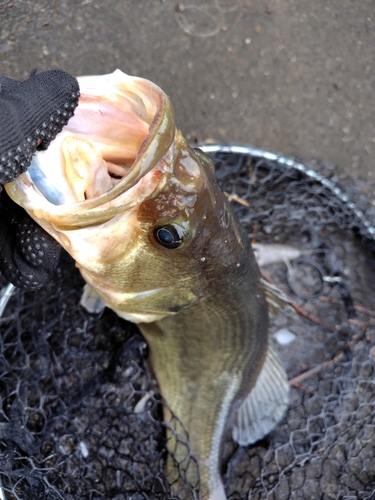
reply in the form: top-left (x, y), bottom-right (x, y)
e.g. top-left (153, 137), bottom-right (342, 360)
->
top-left (80, 283), bottom-right (106, 314)
top-left (232, 345), bottom-right (289, 446)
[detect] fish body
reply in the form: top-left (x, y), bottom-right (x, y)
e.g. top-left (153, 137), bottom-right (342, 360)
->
top-left (139, 188), bottom-right (269, 498)
top-left (5, 70), bottom-right (289, 500)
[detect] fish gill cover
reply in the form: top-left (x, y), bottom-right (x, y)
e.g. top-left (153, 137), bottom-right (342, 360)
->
top-left (0, 147), bottom-right (375, 499)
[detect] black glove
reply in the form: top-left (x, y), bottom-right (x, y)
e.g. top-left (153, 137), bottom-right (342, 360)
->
top-left (0, 69), bottom-right (80, 290)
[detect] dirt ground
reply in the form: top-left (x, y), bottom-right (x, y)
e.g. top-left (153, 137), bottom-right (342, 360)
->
top-left (1, 0), bottom-right (375, 182)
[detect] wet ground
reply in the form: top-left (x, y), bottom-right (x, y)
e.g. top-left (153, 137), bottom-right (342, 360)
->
top-left (1, 0), bottom-right (375, 182)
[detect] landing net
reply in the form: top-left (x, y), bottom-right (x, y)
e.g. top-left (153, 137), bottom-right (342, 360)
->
top-left (0, 145), bottom-right (374, 500)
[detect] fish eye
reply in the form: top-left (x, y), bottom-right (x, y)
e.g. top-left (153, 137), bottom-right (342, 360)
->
top-left (154, 225), bottom-right (183, 249)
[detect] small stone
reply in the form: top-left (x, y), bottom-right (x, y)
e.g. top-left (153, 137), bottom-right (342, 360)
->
top-left (273, 328), bottom-right (296, 346)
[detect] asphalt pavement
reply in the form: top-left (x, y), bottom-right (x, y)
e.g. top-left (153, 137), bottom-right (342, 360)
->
top-left (1, 0), bottom-right (374, 181)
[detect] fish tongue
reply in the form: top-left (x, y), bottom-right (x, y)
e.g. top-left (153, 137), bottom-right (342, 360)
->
top-left (61, 135), bottom-right (113, 201)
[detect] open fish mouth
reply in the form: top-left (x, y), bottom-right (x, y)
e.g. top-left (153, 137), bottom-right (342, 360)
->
top-left (4, 69), bottom-right (210, 322)
top-left (5, 70), bottom-right (176, 228)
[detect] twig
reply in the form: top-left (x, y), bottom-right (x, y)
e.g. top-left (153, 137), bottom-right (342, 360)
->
top-left (319, 296), bottom-right (375, 317)
top-left (347, 318), bottom-right (371, 330)
top-left (260, 270), bottom-right (337, 332)
top-left (291, 302), bottom-right (336, 332)
top-left (289, 337), bottom-right (363, 387)
top-left (291, 382), bottom-right (314, 395)
top-left (224, 191), bottom-right (250, 207)
top-left (289, 353), bottom-right (344, 386)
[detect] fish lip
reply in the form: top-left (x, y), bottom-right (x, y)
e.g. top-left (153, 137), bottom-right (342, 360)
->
top-left (5, 71), bottom-right (176, 228)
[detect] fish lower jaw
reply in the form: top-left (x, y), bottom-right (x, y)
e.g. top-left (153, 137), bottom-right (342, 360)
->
top-left (79, 270), bottom-right (172, 323)
top-left (115, 308), bottom-right (169, 324)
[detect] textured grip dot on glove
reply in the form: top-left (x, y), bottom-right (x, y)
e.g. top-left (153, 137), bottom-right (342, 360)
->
top-left (0, 190), bottom-right (61, 290)
top-left (0, 69), bottom-right (80, 185)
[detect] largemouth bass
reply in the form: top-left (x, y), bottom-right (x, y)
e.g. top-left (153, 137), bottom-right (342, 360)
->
top-left (5, 70), bottom-right (289, 500)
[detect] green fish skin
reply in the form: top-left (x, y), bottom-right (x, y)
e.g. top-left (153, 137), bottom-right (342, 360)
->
top-left (5, 70), bottom-right (289, 500)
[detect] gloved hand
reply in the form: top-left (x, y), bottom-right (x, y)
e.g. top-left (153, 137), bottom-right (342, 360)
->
top-left (0, 69), bottom-right (80, 290)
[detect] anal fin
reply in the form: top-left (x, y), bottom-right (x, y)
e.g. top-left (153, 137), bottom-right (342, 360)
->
top-left (232, 344), bottom-right (289, 446)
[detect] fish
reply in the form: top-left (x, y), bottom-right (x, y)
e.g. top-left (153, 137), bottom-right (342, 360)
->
top-left (5, 70), bottom-right (289, 500)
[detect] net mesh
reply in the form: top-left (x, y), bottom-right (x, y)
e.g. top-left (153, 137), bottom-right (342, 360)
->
top-left (0, 146), bottom-right (375, 500)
